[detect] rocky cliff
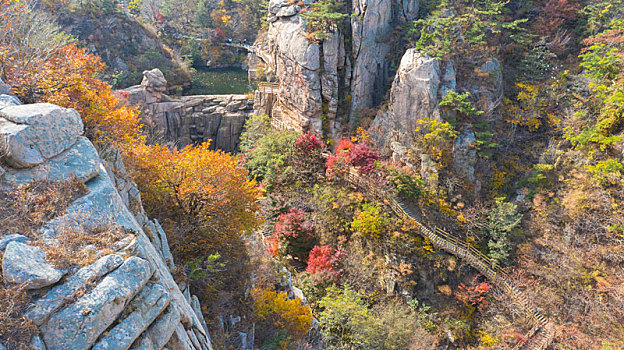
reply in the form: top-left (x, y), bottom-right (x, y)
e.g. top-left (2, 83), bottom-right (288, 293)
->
top-left (0, 94), bottom-right (212, 349)
top-left (371, 48), bottom-right (503, 189)
top-left (122, 69), bottom-right (254, 153)
top-left (253, 0), bottom-right (419, 138)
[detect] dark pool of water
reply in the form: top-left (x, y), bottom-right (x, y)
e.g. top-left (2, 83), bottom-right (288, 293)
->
top-left (185, 67), bottom-right (256, 95)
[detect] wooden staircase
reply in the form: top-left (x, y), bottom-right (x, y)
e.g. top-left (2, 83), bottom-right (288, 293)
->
top-left (344, 169), bottom-right (555, 350)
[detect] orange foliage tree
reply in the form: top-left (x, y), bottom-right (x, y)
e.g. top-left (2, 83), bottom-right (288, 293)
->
top-left (9, 43), bottom-right (143, 147)
top-left (125, 141), bottom-right (262, 258)
top-left (1, 0), bottom-right (142, 148)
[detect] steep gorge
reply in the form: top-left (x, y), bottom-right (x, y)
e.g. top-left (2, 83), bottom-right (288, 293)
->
top-left (252, 0), bottom-right (420, 138)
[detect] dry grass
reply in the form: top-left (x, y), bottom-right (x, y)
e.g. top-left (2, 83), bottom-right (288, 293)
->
top-left (0, 178), bottom-right (131, 347)
top-left (0, 177), bottom-right (87, 237)
top-left (0, 178), bottom-right (130, 268)
top-left (42, 217), bottom-right (130, 269)
top-left (0, 275), bottom-right (37, 350)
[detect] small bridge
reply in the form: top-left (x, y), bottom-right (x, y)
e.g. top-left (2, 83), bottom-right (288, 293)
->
top-left (258, 82), bottom-right (279, 94)
top-left (219, 42), bottom-right (254, 51)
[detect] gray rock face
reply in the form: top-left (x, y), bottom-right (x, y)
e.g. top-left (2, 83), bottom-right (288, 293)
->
top-left (92, 283), bottom-right (171, 350)
top-left (41, 256), bottom-right (153, 350)
top-left (133, 305), bottom-right (181, 350)
top-left (0, 94), bottom-right (21, 110)
top-left (27, 254), bottom-right (125, 326)
top-left (321, 31), bottom-right (345, 139)
top-left (266, 15), bottom-right (322, 134)
top-left (350, 0), bottom-right (396, 114)
top-left (1, 100), bottom-right (213, 350)
top-left (0, 103), bottom-right (83, 168)
top-left (371, 49), bottom-right (448, 150)
top-left (257, 0), bottom-right (419, 137)
top-left (40, 164), bottom-right (141, 236)
top-left (30, 335), bottom-right (46, 350)
top-left (3, 136), bottom-right (101, 185)
top-left (0, 77), bottom-right (10, 95)
top-left (2, 241), bottom-right (64, 289)
top-left (470, 58), bottom-right (503, 115)
top-left (453, 130), bottom-right (477, 182)
top-left (167, 324), bottom-right (196, 350)
top-left (420, 154), bottom-right (438, 187)
top-left (0, 234), bottom-right (29, 250)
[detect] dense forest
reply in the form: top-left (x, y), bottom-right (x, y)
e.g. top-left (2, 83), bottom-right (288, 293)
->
top-left (0, 0), bottom-right (623, 349)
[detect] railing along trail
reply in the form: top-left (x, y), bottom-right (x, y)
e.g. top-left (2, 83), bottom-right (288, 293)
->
top-left (259, 82), bottom-right (555, 349)
top-left (344, 169), bottom-right (555, 350)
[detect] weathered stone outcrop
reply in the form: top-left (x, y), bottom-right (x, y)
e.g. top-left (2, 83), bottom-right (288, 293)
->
top-left (370, 49), bottom-right (454, 149)
top-left (254, 0), bottom-right (420, 137)
top-left (371, 48), bottom-right (503, 187)
top-left (2, 242), bottom-right (65, 289)
top-left (0, 102), bottom-right (212, 350)
top-left (350, 0), bottom-right (419, 114)
top-left (0, 103), bottom-right (83, 168)
top-left (0, 77), bottom-right (11, 95)
top-left (122, 69), bottom-right (254, 152)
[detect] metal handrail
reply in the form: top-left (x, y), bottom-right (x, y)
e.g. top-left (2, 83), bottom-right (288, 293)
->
top-left (344, 169), bottom-right (555, 350)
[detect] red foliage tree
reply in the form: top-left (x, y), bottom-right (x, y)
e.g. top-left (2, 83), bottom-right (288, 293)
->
top-left (531, 0), bottom-right (580, 38)
top-left (326, 139), bottom-right (380, 178)
top-left (270, 208), bottom-right (315, 261)
top-left (291, 132), bottom-right (326, 181)
top-left (305, 245), bottom-right (344, 281)
top-left (455, 282), bottom-right (491, 312)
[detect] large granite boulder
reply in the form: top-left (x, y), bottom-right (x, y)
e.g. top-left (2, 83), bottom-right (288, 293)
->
top-left (141, 68), bottom-right (168, 104)
top-left (0, 103), bottom-right (83, 168)
top-left (2, 241), bottom-right (65, 289)
top-left (41, 256), bottom-right (153, 350)
top-left (3, 136), bottom-right (101, 185)
top-left (371, 49), bottom-right (453, 150)
top-left (0, 77), bottom-right (10, 95)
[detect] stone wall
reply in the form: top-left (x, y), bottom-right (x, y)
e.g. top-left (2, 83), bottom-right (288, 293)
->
top-left (0, 94), bottom-right (212, 349)
top-left (122, 69), bottom-right (254, 153)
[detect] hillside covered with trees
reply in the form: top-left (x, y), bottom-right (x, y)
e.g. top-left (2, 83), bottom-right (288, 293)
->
top-left (1, 0), bottom-right (623, 349)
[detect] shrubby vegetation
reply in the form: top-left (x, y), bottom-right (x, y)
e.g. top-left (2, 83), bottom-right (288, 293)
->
top-left (408, 0), bottom-right (527, 59)
top-left (318, 286), bottom-right (433, 349)
top-left (301, 0), bottom-right (350, 41)
top-left (253, 288), bottom-right (314, 348)
top-left (1, 2), bottom-right (264, 347)
top-left (3, 0), bottom-right (624, 348)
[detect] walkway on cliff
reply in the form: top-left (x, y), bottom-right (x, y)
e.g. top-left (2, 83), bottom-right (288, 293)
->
top-left (261, 80), bottom-right (557, 349)
top-left (343, 168), bottom-right (556, 350)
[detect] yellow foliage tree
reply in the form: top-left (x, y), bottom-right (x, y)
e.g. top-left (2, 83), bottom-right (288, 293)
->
top-left (253, 288), bottom-right (313, 341)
